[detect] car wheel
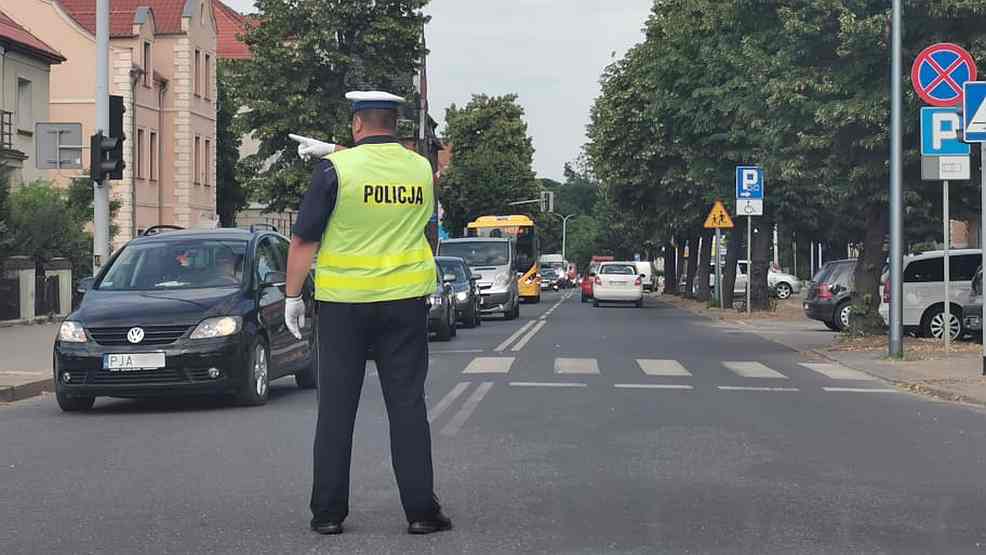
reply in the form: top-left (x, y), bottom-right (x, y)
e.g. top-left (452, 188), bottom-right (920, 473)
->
top-left (56, 391), bottom-right (95, 412)
top-left (474, 302), bottom-right (483, 327)
top-left (593, 300), bottom-right (600, 308)
top-left (449, 306), bottom-right (457, 338)
top-left (463, 305), bottom-right (477, 329)
top-left (835, 301), bottom-right (852, 331)
top-left (635, 299), bottom-right (643, 308)
top-left (921, 305), bottom-right (963, 340)
top-left (295, 329), bottom-right (318, 389)
top-left (511, 300), bottom-right (521, 320)
top-left (775, 282), bottom-right (793, 300)
top-left (435, 312), bottom-right (452, 341)
top-left (238, 337), bottom-right (270, 406)
top-left (823, 320), bottom-right (840, 331)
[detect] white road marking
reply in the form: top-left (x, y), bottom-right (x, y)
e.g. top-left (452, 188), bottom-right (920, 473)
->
top-left (554, 357), bottom-right (600, 375)
top-left (614, 384), bottom-right (693, 390)
top-left (428, 382), bottom-right (471, 423)
top-left (723, 361), bottom-right (788, 379)
top-left (494, 321), bottom-right (535, 352)
top-left (636, 359), bottom-right (692, 377)
top-left (801, 363), bottom-right (876, 381)
top-left (463, 357), bottom-right (515, 374)
top-left (432, 349), bottom-right (486, 354)
top-left (440, 382), bottom-right (494, 436)
top-left (511, 321), bottom-right (547, 352)
top-left (717, 386), bottom-right (800, 392)
top-left (366, 360), bottom-right (378, 377)
top-left (0, 371), bottom-right (47, 376)
top-left (509, 381), bottom-right (587, 388)
top-left (822, 387), bottom-right (900, 393)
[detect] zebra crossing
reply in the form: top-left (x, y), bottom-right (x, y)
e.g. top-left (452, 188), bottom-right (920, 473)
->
top-left (448, 355), bottom-right (893, 388)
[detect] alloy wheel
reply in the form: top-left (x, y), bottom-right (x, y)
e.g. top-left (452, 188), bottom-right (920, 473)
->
top-left (254, 344), bottom-right (269, 397)
top-left (929, 312), bottom-right (961, 340)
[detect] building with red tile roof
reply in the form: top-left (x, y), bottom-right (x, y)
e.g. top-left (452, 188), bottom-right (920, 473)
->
top-left (0, 0), bottom-right (220, 243)
top-left (212, 0), bottom-right (252, 60)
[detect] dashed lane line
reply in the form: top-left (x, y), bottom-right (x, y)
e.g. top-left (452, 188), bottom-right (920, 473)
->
top-left (822, 387), bottom-right (900, 393)
top-left (509, 381), bottom-right (587, 388)
top-left (717, 386), bottom-right (800, 392)
top-left (614, 384), bottom-right (693, 390)
top-left (428, 382), bottom-right (471, 424)
top-left (494, 321), bottom-right (535, 352)
top-left (440, 382), bottom-right (494, 436)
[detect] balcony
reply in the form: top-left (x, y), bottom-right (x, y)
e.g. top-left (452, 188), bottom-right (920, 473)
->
top-left (0, 110), bottom-right (12, 150)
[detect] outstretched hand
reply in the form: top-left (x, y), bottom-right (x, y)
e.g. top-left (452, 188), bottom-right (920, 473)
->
top-left (288, 133), bottom-right (343, 160)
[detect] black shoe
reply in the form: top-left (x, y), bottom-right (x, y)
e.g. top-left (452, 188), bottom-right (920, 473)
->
top-left (408, 512), bottom-right (452, 535)
top-left (310, 520), bottom-right (344, 535)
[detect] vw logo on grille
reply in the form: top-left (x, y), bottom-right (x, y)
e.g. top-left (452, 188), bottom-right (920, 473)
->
top-left (126, 327), bottom-right (145, 344)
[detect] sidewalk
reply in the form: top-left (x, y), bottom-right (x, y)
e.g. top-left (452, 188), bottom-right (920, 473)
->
top-left (658, 294), bottom-right (986, 407)
top-left (0, 322), bottom-right (59, 402)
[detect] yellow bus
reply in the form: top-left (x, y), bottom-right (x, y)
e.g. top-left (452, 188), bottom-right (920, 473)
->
top-left (467, 215), bottom-right (542, 303)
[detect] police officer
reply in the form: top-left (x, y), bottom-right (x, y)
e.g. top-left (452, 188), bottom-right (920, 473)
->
top-left (283, 91), bottom-right (451, 536)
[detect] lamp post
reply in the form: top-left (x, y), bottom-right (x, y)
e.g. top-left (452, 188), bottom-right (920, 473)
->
top-left (558, 214), bottom-right (576, 262)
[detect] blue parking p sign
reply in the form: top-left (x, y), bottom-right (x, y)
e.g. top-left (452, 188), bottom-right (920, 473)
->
top-left (735, 166), bottom-right (763, 200)
top-left (921, 107), bottom-right (969, 155)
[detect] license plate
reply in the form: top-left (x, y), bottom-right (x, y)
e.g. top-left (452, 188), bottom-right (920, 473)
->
top-left (103, 352), bottom-right (166, 371)
top-left (610, 280), bottom-right (628, 286)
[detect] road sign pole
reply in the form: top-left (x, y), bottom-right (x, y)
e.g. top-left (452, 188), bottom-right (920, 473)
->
top-left (93, 0), bottom-right (110, 273)
top-left (982, 143), bottom-right (986, 375)
top-left (889, 0), bottom-right (904, 358)
top-left (944, 179), bottom-right (951, 355)
top-left (746, 215), bottom-right (752, 314)
top-left (715, 228), bottom-right (722, 309)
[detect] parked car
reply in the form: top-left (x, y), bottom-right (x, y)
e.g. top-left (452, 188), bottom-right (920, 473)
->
top-left (634, 261), bottom-right (656, 292)
top-left (592, 261), bottom-right (644, 308)
top-left (878, 249), bottom-right (982, 339)
top-left (428, 261), bottom-right (457, 341)
top-left (53, 226), bottom-right (317, 412)
top-left (436, 256), bottom-right (482, 329)
top-left (731, 262), bottom-right (802, 300)
top-left (963, 266), bottom-right (982, 335)
top-left (438, 237), bottom-right (520, 320)
top-left (803, 258), bottom-right (856, 331)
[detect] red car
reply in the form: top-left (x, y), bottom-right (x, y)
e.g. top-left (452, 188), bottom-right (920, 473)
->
top-left (580, 262), bottom-right (601, 302)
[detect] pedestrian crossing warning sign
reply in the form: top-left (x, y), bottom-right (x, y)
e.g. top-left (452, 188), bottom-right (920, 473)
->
top-left (703, 200), bottom-right (734, 229)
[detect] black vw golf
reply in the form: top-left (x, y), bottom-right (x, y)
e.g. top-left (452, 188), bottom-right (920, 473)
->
top-left (53, 226), bottom-right (317, 411)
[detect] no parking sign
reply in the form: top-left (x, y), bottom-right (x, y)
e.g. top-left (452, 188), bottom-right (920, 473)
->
top-left (911, 43), bottom-right (977, 107)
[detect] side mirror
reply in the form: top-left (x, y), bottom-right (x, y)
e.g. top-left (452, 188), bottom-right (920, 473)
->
top-left (77, 276), bottom-right (95, 294)
top-left (443, 273), bottom-right (457, 283)
top-left (261, 270), bottom-right (287, 287)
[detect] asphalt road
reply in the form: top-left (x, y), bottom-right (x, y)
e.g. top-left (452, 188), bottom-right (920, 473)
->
top-left (4, 290), bottom-right (986, 554)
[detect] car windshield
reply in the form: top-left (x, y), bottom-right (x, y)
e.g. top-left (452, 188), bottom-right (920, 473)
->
top-left (542, 268), bottom-right (559, 278)
top-left (97, 239), bottom-right (248, 290)
top-left (600, 264), bottom-right (636, 275)
top-left (438, 260), bottom-right (468, 283)
top-left (440, 242), bottom-right (509, 267)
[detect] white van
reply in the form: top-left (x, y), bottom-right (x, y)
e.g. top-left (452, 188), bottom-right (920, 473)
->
top-left (633, 261), bottom-right (655, 292)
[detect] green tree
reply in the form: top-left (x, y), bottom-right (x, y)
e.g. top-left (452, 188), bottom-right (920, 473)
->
top-left (7, 182), bottom-right (91, 275)
top-left (216, 61), bottom-right (248, 227)
top-left (438, 94), bottom-right (539, 236)
top-left (233, 0), bottom-right (429, 211)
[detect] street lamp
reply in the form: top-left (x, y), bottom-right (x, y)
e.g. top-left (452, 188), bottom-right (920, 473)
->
top-left (553, 213), bottom-right (577, 261)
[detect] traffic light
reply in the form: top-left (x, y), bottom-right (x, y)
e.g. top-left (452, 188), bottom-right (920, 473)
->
top-left (90, 131), bottom-right (125, 183)
top-left (90, 95), bottom-right (126, 183)
top-left (540, 190), bottom-right (555, 213)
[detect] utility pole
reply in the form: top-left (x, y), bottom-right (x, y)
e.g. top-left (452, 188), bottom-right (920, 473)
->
top-left (888, 0), bottom-right (904, 358)
top-left (93, 0), bottom-right (110, 272)
top-left (559, 214), bottom-right (576, 261)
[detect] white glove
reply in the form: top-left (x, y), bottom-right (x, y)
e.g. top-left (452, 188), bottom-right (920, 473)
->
top-left (288, 133), bottom-right (337, 160)
top-left (285, 296), bottom-right (306, 340)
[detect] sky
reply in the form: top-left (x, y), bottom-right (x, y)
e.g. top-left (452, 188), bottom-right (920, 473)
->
top-left (221, 0), bottom-right (654, 179)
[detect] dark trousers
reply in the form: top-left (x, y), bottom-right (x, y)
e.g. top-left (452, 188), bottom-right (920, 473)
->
top-left (310, 297), bottom-right (441, 523)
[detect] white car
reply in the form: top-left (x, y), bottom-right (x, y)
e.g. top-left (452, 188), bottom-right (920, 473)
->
top-left (704, 261), bottom-right (802, 299)
top-left (592, 261), bottom-right (644, 308)
top-left (878, 249), bottom-right (982, 339)
top-left (634, 261), bottom-right (656, 292)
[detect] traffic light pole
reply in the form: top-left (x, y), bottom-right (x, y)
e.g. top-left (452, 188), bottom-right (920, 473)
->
top-left (93, 0), bottom-right (110, 272)
top-left (888, 0), bottom-right (904, 358)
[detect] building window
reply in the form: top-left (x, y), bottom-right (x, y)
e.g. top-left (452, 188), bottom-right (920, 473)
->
top-left (204, 139), bottom-right (211, 185)
top-left (204, 53), bottom-right (211, 99)
top-left (149, 131), bottom-right (157, 180)
top-left (194, 49), bottom-right (201, 97)
top-left (136, 129), bottom-right (145, 179)
top-left (143, 42), bottom-right (152, 87)
top-left (16, 78), bottom-right (32, 132)
top-left (194, 136), bottom-right (201, 184)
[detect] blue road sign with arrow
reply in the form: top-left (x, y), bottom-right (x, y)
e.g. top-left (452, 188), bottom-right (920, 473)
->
top-left (963, 81), bottom-right (986, 142)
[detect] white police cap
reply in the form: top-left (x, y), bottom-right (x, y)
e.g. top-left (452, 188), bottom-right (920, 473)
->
top-left (345, 91), bottom-right (405, 112)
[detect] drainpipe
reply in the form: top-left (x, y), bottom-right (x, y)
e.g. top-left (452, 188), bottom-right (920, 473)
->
top-left (157, 77), bottom-right (169, 225)
top-left (129, 66), bottom-right (143, 237)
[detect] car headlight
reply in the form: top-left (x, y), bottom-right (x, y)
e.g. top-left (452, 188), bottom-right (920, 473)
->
top-left (430, 294), bottom-right (443, 305)
top-left (58, 321), bottom-right (87, 343)
top-left (494, 272), bottom-right (511, 288)
top-left (190, 316), bottom-right (242, 339)
top-left (455, 291), bottom-right (469, 302)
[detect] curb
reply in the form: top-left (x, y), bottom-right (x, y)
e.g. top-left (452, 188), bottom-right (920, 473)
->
top-left (0, 377), bottom-right (53, 403)
top-left (0, 316), bottom-right (62, 329)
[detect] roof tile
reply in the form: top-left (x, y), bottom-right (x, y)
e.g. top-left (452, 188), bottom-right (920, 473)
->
top-left (0, 9), bottom-right (65, 62)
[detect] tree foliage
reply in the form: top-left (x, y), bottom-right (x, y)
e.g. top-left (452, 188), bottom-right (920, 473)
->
top-left (216, 61), bottom-right (248, 227)
top-left (232, 0), bottom-right (429, 211)
top-left (586, 0), bottom-right (986, 315)
top-left (438, 94), bottom-right (539, 236)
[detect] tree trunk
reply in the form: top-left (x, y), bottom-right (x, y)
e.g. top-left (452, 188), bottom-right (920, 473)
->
top-left (850, 203), bottom-right (888, 333)
top-left (695, 229), bottom-right (714, 302)
top-left (676, 240), bottom-right (686, 295)
top-left (663, 240), bottom-right (677, 294)
top-left (750, 218), bottom-right (772, 310)
top-left (723, 228), bottom-right (742, 309)
top-left (684, 234), bottom-right (700, 297)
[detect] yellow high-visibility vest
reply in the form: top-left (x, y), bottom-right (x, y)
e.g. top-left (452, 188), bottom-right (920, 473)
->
top-left (314, 142), bottom-right (436, 302)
